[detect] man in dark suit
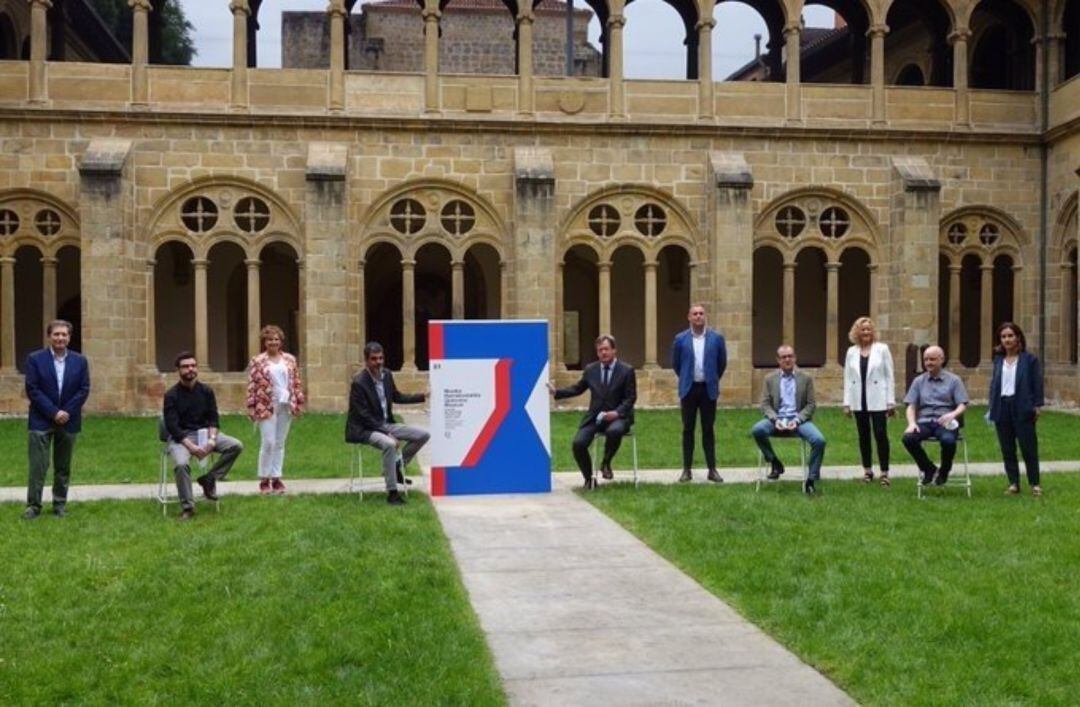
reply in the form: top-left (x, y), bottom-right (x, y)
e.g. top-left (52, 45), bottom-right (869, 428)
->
top-left (551, 334), bottom-right (636, 489)
top-left (671, 303), bottom-right (727, 483)
top-left (346, 341), bottom-right (430, 505)
top-left (22, 319), bottom-right (90, 519)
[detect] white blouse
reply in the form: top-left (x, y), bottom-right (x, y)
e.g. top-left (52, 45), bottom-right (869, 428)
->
top-left (1001, 358), bottom-right (1017, 397)
top-left (268, 359), bottom-right (291, 404)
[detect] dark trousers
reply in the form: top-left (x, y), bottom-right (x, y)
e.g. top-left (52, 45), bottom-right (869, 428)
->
top-left (902, 422), bottom-right (957, 475)
top-left (27, 428), bottom-right (77, 510)
top-left (854, 411), bottom-right (890, 472)
top-left (994, 396), bottom-right (1040, 486)
top-left (680, 382), bottom-right (717, 472)
top-left (572, 419), bottom-right (629, 482)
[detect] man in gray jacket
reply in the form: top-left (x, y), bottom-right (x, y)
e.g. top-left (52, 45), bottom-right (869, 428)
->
top-left (750, 345), bottom-right (827, 494)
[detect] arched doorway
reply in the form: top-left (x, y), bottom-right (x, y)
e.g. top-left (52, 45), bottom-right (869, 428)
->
top-left (752, 246), bottom-right (783, 367)
top-left (364, 243), bottom-right (403, 371)
top-left (463, 243), bottom-right (501, 319)
top-left (153, 241), bottom-right (195, 372)
top-left (415, 242), bottom-right (452, 370)
top-left (562, 245), bottom-right (599, 370)
top-left (795, 247), bottom-right (827, 365)
top-left (657, 244), bottom-right (691, 367)
top-left (838, 247), bottom-right (871, 365)
top-left (207, 241), bottom-right (248, 372)
top-left (14, 245), bottom-right (43, 373)
top-left (259, 241), bottom-right (301, 358)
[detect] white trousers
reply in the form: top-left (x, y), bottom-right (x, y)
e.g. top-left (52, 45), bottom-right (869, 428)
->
top-left (257, 403), bottom-right (293, 479)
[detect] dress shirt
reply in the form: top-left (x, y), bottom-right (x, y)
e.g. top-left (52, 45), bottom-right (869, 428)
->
top-left (373, 372), bottom-right (389, 419)
top-left (691, 332), bottom-right (706, 382)
top-left (1001, 358), bottom-right (1017, 397)
top-left (777, 372), bottom-right (797, 419)
top-left (53, 349), bottom-right (67, 393)
top-left (904, 370), bottom-right (969, 423)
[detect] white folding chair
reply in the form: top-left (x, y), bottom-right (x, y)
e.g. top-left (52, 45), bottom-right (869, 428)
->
top-left (348, 443), bottom-right (409, 501)
top-left (755, 432), bottom-right (808, 492)
top-left (156, 419), bottom-right (219, 516)
top-left (916, 432), bottom-right (972, 499)
top-left (589, 426), bottom-right (638, 487)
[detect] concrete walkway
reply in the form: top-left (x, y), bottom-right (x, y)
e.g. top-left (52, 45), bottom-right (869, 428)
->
top-left (435, 488), bottom-right (856, 706)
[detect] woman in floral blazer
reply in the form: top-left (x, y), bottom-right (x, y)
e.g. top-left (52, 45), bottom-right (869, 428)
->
top-left (246, 324), bottom-right (305, 494)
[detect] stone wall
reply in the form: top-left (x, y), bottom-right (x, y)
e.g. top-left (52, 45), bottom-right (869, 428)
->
top-left (0, 112), bottom-right (1064, 414)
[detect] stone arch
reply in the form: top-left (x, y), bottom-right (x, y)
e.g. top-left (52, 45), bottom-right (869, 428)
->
top-left (755, 187), bottom-right (879, 367)
top-left (712, 0), bottom-right (790, 83)
top-left (1060, 0), bottom-right (1079, 81)
top-left (883, 0), bottom-right (955, 87)
top-left (0, 11), bottom-right (19, 61)
top-left (939, 205), bottom-right (1027, 367)
top-left (361, 179), bottom-right (508, 370)
top-left (795, 0), bottom-right (874, 84)
top-left (0, 188), bottom-right (80, 257)
top-left (968, 0), bottom-right (1036, 90)
top-left (622, 0), bottom-right (702, 79)
top-left (1051, 191), bottom-right (1078, 362)
top-left (561, 184), bottom-right (702, 260)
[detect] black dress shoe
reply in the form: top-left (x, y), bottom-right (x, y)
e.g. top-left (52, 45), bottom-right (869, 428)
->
top-left (395, 460), bottom-right (414, 486)
top-left (601, 464), bottom-right (614, 480)
top-left (178, 508), bottom-right (195, 521)
top-left (803, 478), bottom-right (816, 495)
top-left (196, 474), bottom-right (219, 501)
top-left (707, 469), bottom-right (724, 483)
top-left (678, 470), bottom-right (692, 483)
top-left (934, 468), bottom-right (951, 486)
top-left (766, 458), bottom-right (785, 480)
top-left (53, 505), bottom-right (68, 518)
top-left (21, 506), bottom-right (40, 520)
top-left (387, 490), bottom-right (406, 505)
top-left (920, 467), bottom-right (937, 486)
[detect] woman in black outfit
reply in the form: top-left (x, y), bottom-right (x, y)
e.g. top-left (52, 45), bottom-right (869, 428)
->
top-left (987, 322), bottom-right (1044, 497)
top-left (843, 317), bottom-right (896, 486)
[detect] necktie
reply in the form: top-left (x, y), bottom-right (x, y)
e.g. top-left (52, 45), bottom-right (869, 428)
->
top-left (603, 366), bottom-right (611, 386)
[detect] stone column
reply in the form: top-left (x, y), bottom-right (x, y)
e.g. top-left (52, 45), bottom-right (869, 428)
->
top-left (41, 255), bottom-right (57, 333)
top-left (499, 260), bottom-right (508, 318)
top-left (130, 0), bottom-right (151, 105)
top-left (1061, 261), bottom-right (1076, 362)
top-left (825, 261), bottom-right (840, 365)
top-left (949, 262), bottom-right (961, 356)
top-left (950, 28), bottom-right (971, 126)
top-left (868, 23), bottom-right (888, 125)
top-left (608, 13), bottom-right (626, 119)
top-left (886, 157), bottom-right (942, 357)
top-left (643, 261), bottom-right (658, 368)
top-left (328, 0), bottom-right (346, 111)
top-left (402, 259), bottom-right (416, 370)
top-left (296, 257), bottom-right (306, 357)
top-left (304, 143), bottom-right (350, 408)
top-left (1046, 33), bottom-right (1065, 87)
top-left (517, 12), bottom-right (535, 116)
top-left (193, 258), bottom-right (209, 366)
top-left (868, 263), bottom-right (879, 319)
top-left (598, 261), bottom-right (612, 335)
top-left (0, 256), bottom-right (15, 371)
top-left (1012, 264), bottom-right (1023, 327)
top-left (79, 138), bottom-right (136, 411)
top-left (422, 4), bottom-right (441, 114)
top-left (784, 22), bottom-right (802, 123)
top-left (146, 258), bottom-right (156, 366)
top-left (980, 263), bottom-right (993, 363)
top-left (708, 151), bottom-right (754, 403)
top-left (696, 18), bottom-right (715, 121)
top-left (554, 260), bottom-right (564, 371)
top-left (246, 258), bottom-right (261, 360)
top-left (782, 261), bottom-right (796, 345)
top-left (357, 259), bottom-right (366, 344)
top-left (451, 260), bottom-right (464, 319)
top-left (512, 148), bottom-right (558, 365)
top-left (28, 0), bottom-right (51, 104)
top-left (230, 0), bottom-right (250, 110)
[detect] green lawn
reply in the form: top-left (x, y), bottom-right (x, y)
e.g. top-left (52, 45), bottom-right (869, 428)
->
top-left (0, 495), bottom-right (504, 706)
top-left (586, 475), bottom-right (1080, 706)
top-left (1, 407), bottom-right (1078, 486)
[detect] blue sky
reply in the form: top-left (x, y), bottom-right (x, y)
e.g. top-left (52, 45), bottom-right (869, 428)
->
top-left (179, 0), bottom-right (834, 79)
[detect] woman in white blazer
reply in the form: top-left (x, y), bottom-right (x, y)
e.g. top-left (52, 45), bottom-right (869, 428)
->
top-left (843, 317), bottom-right (896, 485)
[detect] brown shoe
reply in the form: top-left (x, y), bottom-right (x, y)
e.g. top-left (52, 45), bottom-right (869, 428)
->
top-left (271, 478), bottom-right (286, 495)
top-left (259, 479), bottom-right (271, 495)
top-left (707, 469), bottom-right (724, 483)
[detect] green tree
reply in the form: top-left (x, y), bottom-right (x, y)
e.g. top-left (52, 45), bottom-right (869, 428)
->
top-left (88, 0), bottom-right (197, 66)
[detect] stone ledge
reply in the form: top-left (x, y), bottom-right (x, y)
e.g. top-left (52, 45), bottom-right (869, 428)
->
top-left (514, 147), bottom-right (554, 183)
top-left (891, 156), bottom-right (941, 192)
top-left (306, 142), bottom-right (349, 181)
top-left (78, 138), bottom-right (133, 177)
top-left (710, 151), bottom-right (753, 189)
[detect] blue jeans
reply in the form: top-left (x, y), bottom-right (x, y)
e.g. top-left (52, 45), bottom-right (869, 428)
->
top-left (750, 418), bottom-right (826, 480)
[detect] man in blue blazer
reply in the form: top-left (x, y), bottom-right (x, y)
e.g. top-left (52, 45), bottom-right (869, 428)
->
top-left (671, 304), bottom-right (727, 482)
top-left (22, 320), bottom-right (91, 519)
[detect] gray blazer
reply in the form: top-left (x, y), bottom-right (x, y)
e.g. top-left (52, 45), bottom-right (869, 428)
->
top-left (760, 369), bottom-right (816, 423)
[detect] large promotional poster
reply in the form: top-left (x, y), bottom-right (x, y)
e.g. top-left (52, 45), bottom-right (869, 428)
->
top-left (428, 320), bottom-right (551, 496)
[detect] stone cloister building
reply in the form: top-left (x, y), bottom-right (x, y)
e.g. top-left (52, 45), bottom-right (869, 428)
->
top-left (0, 0), bottom-right (1076, 415)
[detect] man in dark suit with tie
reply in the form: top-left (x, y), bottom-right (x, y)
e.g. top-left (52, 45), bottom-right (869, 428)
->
top-left (345, 341), bottom-right (430, 505)
top-left (551, 335), bottom-right (636, 489)
top-left (22, 320), bottom-right (91, 519)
